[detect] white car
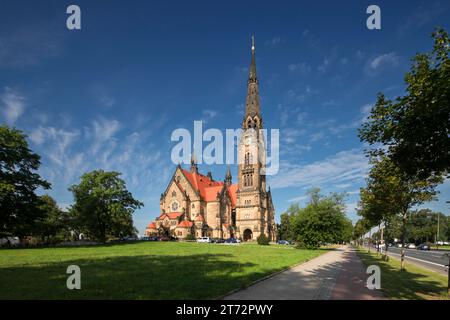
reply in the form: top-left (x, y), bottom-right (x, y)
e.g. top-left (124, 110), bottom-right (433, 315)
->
top-left (407, 243), bottom-right (416, 249)
top-left (196, 237), bottom-right (211, 243)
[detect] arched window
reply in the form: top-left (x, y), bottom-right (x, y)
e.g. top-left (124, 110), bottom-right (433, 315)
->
top-left (248, 175), bottom-right (253, 186)
top-left (245, 153), bottom-right (250, 165)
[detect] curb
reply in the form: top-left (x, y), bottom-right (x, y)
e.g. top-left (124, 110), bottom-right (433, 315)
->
top-left (215, 248), bottom-right (337, 300)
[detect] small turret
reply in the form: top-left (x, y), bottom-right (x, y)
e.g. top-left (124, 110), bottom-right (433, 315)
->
top-left (190, 150), bottom-right (198, 173)
top-left (224, 165), bottom-right (232, 186)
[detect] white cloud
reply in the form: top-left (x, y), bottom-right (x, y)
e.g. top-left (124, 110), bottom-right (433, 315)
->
top-left (269, 149), bottom-right (369, 189)
top-left (309, 132), bottom-right (325, 142)
top-left (90, 118), bottom-right (121, 155)
top-left (30, 126), bottom-right (80, 166)
top-left (287, 195), bottom-right (308, 203)
top-left (265, 37), bottom-right (282, 47)
top-left (1, 87), bottom-right (25, 125)
top-left (369, 52), bottom-right (399, 70)
top-left (288, 62), bottom-right (311, 74)
top-left (317, 58), bottom-right (331, 73)
top-left (202, 109), bottom-right (218, 123)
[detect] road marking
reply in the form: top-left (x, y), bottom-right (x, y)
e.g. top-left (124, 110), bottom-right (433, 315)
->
top-left (387, 252), bottom-right (447, 268)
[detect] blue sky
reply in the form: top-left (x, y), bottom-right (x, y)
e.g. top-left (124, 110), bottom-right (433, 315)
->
top-left (1, 0), bottom-right (449, 234)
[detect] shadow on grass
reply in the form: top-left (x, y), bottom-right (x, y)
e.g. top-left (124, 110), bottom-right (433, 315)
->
top-left (357, 250), bottom-right (448, 300)
top-left (0, 253), bottom-right (276, 300)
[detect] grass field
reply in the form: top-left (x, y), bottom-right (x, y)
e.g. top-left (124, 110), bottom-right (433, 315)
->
top-left (0, 242), bottom-right (325, 299)
top-left (356, 248), bottom-right (449, 300)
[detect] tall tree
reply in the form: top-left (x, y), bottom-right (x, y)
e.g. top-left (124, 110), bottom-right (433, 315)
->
top-left (69, 170), bottom-right (143, 242)
top-left (290, 189), bottom-right (353, 249)
top-left (34, 194), bottom-right (64, 244)
top-left (358, 156), bottom-right (442, 269)
top-left (359, 28), bottom-right (450, 180)
top-left (0, 126), bottom-right (50, 238)
top-left (353, 218), bottom-right (371, 246)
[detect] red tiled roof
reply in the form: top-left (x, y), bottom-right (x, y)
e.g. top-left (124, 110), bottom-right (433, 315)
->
top-left (177, 220), bottom-right (193, 228)
top-left (180, 169), bottom-right (239, 208)
top-left (195, 215), bottom-right (204, 222)
top-left (158, 212), bottom-right (183, 220)
top-left (182, 169), bottom-right (223, 198)
top-left (146, 222), bottom-right (156, 229)
top-left (223, 223), bottom-right (230, 229)
top-left (204, 185), bottom-right (223, 201)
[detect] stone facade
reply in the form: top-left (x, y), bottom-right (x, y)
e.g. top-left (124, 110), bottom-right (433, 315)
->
top-left (146, 39), bottom-right (277, 241)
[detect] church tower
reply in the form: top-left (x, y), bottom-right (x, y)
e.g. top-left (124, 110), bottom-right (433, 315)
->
top-left (236, 37), bottom-right (273, 241)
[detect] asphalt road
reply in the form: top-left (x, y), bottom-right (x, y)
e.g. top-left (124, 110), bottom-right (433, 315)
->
top-left (381, 246), bottom-right (450, 275)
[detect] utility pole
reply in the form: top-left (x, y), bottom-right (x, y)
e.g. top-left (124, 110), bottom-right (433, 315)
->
top-left (437, 212), bottom-right (440, 243)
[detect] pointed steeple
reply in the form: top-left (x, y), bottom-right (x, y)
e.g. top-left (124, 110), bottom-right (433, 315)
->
top-left (248, 35), bottom-right (257, 83)
top-left (224, 165), bottom-right (232, 186)
top-left (243, 36), bottom-right (262, 128)
top-left (190, 150), bottom-right (198, 173)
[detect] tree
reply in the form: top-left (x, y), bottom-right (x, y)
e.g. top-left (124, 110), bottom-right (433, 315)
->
top-left (290, 189), bottom-right (353, 249)
top-left (69, 170), bottom-right (143, 242)
top-left (257, 234), bottom-right (270, 245)
top-left (34, 195), bottom-right (65, 244)
top-left (353, 218), bottom-right (371, 246)
top-left (359, 28), bottom-right (450, 180)
top-left (0, 126), bottom-right (50, 238)
top-left (358, 156), bottom-right (442, 269)
top-left (278, 211), bottom-right (292, 241)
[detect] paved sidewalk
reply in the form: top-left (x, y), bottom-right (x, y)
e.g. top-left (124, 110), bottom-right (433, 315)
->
top-left (223, 245), bottom-right (384, 300)
top-left (330, 246), bottom-right (384, 300)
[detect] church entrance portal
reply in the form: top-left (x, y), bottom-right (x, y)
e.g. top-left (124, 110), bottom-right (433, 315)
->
top-left (243, 229), bottom-right (253, 241)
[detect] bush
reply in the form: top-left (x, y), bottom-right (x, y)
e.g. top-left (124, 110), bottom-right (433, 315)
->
top-left (185, 234), bottom-right (196, 241)
top-left (295, 240), bottom-right (319, 250)
top-left (257, 234), bottom-right (270, 245)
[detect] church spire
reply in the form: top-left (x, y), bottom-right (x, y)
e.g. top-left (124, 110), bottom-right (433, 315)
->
top-left (243, 36), bottom-right (262, 128)
top-left (224, 165), bottom-right (232, 186)
top-left (190, 150), bottom-right (198, 173)
top-left (248, 35), bottom-right (257, 83)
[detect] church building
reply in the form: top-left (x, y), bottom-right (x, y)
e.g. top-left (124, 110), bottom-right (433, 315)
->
top-left (146, 38), bottom-right (277, 241)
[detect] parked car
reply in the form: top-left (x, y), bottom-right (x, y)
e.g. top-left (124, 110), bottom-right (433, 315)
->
top-left (159, 236), bottom-right (170, 241)
top-left (396, 243), bottom-right (403, 248)
top-left (277, 240), bottom-right (290, 245)
top-left (196, 237), bottom-right (211, 243)
top-left (0, 237), bottom-right (20, 247)
top-left (417, 243), bottom-right (430, 251)
top-left (225, 237), bottom-right (238, 244)
top-left (121, 236), bottom-right (138, 241)
top-left (149, 236), bottom-right (159, 241)
top-left (141, 236), bottom-right (150, 241)
top-left (407, 243), bottom-right (416, 249)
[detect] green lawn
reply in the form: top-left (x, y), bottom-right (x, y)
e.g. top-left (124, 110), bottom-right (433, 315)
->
top-left (0, 242), bottom-right (325, 299)
top-left (356, 248), bottom-right (449, 300)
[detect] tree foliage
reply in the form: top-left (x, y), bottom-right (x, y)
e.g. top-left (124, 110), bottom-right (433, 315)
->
top-left (289, 189), bottom-right (353, 249)
top-left (359, 28), bottom-right (450, 180)
top-left (69, 170), bottom-right (143, 242)
top-left (256, 233), bottom-right (270, 245)
top-left (357, 156), bottom-right (443, 267)
top-left (33, 195), bottom-right (65, 243)
top-left (0, 126), bottom-right (50, 238)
